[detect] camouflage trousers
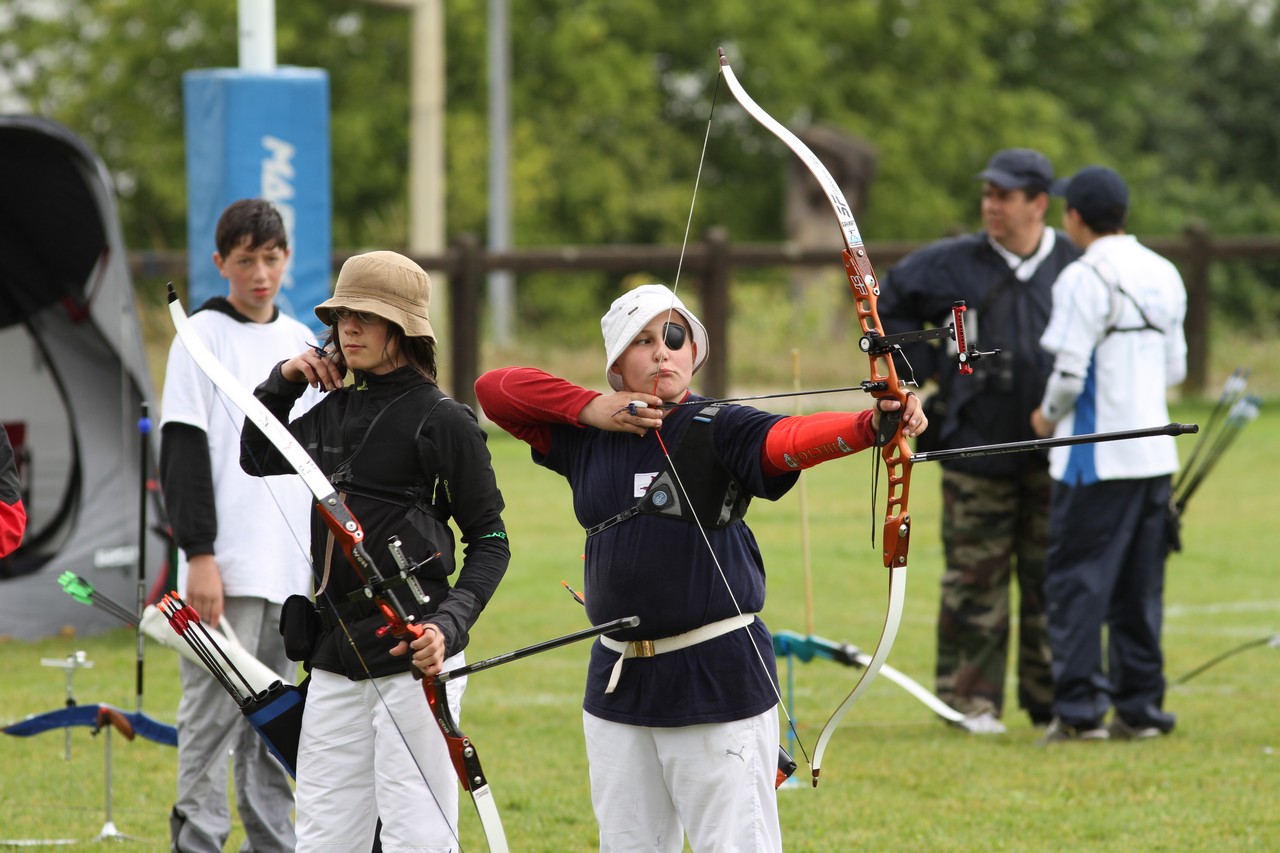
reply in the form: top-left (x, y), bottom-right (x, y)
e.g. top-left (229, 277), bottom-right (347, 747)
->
top-left (935, 466), bottom-right (1054, 722)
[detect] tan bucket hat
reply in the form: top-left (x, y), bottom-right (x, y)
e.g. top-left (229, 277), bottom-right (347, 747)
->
top-left (314, 251), bottom-right (434, 338)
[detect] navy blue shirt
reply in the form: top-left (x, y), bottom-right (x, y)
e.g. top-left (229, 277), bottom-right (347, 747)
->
top-left (538, 398), bottom-right (798, 726)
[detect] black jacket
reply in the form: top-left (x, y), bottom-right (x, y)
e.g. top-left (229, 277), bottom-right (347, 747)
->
top-left (242, 364), bottom-right (509, 679)
top-left (877, 230), bottom-right (1080, 476)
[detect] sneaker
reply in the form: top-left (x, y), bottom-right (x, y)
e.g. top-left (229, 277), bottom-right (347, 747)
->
top-left (1035, 717), bottom-right (1109, 745)
top-left (951, 710), bottom-right (1007, 735)
top-left (1108, 717), bottom-right (1163, 740)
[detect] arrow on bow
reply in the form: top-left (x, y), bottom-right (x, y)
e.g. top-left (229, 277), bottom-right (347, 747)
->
top-left (166, 285), bottom-right (508, 852)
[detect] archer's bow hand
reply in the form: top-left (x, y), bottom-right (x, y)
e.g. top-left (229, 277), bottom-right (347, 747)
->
top-left (872, 392), bottom-right (927, 441)
top-left (396, 622), bottom-right (447, 679)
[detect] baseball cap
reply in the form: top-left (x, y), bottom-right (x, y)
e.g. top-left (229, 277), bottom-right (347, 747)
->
top-left (975, 148), bottom-right (1054, 192)
top-left (1051, 165), bottom-right (1129, 229)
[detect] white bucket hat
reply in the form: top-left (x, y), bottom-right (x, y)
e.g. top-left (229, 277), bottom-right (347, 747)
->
top-left (601, 284), bottom-right (708, 391)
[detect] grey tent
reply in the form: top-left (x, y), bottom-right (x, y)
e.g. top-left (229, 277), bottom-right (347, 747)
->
top-left (0, 115), bottom-right (168, 639)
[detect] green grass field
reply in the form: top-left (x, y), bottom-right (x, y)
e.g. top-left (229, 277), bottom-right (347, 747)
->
top-left (8, 279), bottom-right (1280, 850)
top-left (2, 391), bottom-right (1277, 851)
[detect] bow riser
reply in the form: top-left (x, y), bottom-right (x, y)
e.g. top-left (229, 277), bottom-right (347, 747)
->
top-left (314, 502), bottom-right (424, 641)
top-left (844, 249), bottom-right (914, 569)
top-left (426, 682), bottom-right (490, 793)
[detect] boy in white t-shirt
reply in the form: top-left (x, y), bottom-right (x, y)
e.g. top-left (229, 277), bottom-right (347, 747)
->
top-left (160, 199), bottom-right (321, 852)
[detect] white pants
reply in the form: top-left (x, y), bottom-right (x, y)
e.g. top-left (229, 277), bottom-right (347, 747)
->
top-left (584, 708), bottom-right (782, 853)
top-left (295, 663), bottom-right (465, 852)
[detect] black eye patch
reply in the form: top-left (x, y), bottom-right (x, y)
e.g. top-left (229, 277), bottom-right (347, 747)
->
top-left (662, 322), bottom-right (687, 350)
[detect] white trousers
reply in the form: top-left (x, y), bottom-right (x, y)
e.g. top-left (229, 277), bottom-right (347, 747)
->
top-left (584, 708), bottom-right (782, 853)
top-left (295, 662), bottom-right (465, 852)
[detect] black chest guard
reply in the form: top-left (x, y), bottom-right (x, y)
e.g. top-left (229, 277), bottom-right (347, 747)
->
top-left (585, 404), bottom-right (751, 537)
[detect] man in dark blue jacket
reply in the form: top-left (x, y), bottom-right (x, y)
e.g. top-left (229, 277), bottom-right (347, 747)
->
top-left (877, 148), bottom-right (1081, 734)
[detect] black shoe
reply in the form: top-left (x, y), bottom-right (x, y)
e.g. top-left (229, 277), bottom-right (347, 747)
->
top-left (1116, 705), bottom-right (1177, 735)
top-left (1108, 717), bottom-right (1166, 740)
top-left (1035, 717), bottom-right (1109, 745)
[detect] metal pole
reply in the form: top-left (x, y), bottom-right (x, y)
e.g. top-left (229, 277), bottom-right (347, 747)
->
top-left (409, 0), bottom-right (446, 256)
top-left (487, 0), bottom-right (514, 346)
top-left (237, 0), bottom-right (276, 71)
top-left (135, 403), bottom-right (151, 713)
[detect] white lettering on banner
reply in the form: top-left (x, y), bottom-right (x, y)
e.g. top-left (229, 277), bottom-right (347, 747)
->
top-left (261, 135), bottom-right (298, 294)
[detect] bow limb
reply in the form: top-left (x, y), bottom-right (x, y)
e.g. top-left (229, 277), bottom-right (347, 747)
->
top-left (3, 704), bottom-right (178, 746)
top-left (166, 286), bottom-right (508, 851)
top-left (425, 680), bottom-right (509, 853)
top-left (773, 630), bottom-right (964, 723)
top-left (717, 49), bottom-right (911, 786)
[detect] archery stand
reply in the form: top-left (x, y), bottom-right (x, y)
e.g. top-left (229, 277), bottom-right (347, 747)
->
top-left (40, 650), bottom-right (94, 761)
top-left (1, 651), bottom-right (141, 845)
top-left (91, 720), bottom-right (138, 843)
top-left (55, 650), bottom-right (143, 843)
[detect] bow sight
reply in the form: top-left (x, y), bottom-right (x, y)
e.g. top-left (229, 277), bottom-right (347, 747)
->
top-left (858, 301), bottom-right (1000, 385)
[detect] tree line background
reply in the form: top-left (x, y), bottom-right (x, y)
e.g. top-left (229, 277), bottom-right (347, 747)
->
top-left (3, 0), bottom-right (1278, 347)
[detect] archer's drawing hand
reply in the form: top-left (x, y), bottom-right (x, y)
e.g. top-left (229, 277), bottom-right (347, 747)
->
top-left (281, 346), bottom-right (346, 392)
top-left (580, 392), bottom-right (666, 435)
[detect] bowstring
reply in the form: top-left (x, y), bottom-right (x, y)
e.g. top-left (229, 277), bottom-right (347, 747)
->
top-left (651, 68), bottom-right (813, 772)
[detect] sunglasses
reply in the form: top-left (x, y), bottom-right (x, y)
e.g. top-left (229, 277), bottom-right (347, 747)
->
top-left (328, 307), bottom-right (384, 325)
top-left (660, 322), bottom-right (687, 350)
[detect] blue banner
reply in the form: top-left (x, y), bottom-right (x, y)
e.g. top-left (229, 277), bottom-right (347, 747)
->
top-left (184, 68), bottom-right (331, 334)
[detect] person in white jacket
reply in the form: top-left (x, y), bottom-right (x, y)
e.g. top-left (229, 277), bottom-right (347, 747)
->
top-left (1031, 165), bottom-right (1187, 743)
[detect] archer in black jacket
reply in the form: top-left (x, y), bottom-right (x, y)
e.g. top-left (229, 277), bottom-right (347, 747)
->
top-left (241, 250), bottom-right (510, 851)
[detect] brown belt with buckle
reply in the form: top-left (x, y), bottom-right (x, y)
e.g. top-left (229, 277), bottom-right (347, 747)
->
top-left (598, 614), bottom-right (757, 693)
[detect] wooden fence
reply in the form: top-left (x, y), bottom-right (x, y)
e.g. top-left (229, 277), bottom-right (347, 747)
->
top-left (130, 224), bottom-right (1280, 409)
